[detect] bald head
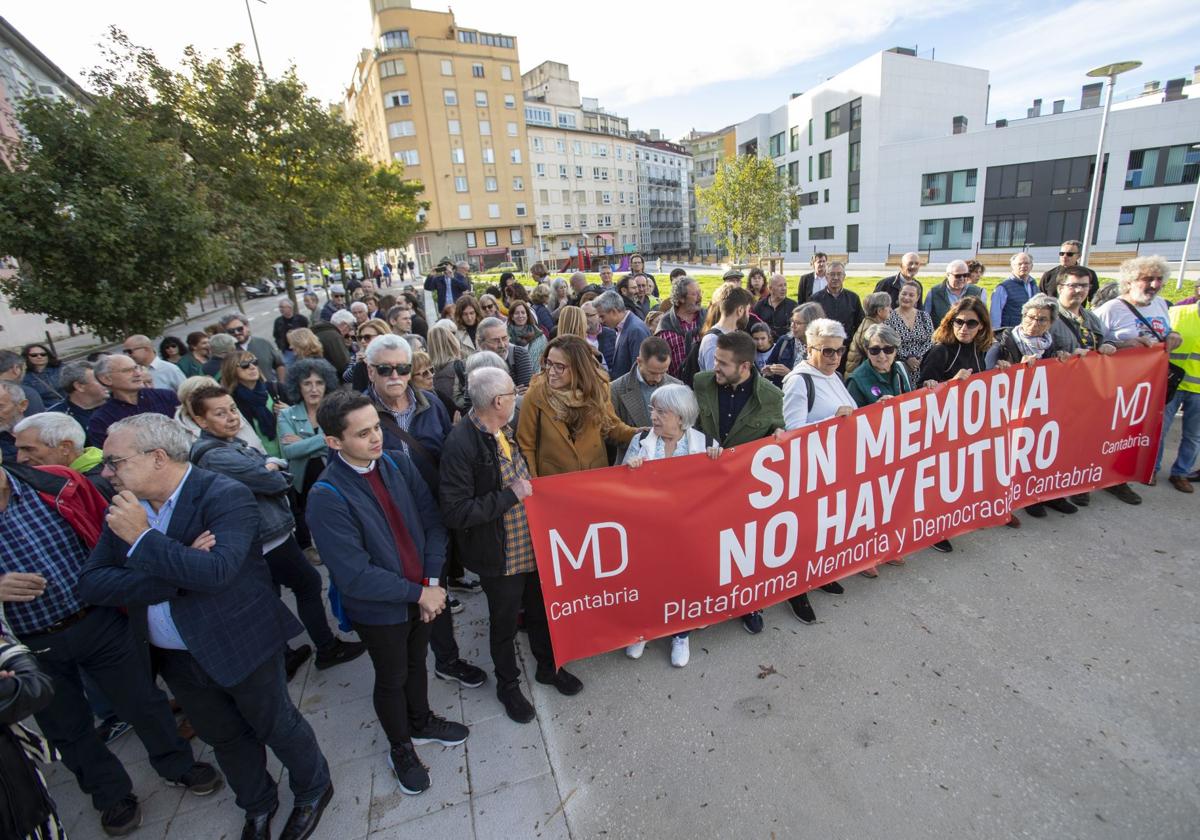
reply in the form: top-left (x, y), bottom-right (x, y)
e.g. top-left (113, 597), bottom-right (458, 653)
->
top-left (901, 253), bottom-right (921, 279)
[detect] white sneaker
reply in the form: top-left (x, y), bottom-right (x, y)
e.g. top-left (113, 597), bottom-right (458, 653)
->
top-left (625, 641), bottom-right (646, 659)
top-left (670, 637), bottom-right (690, 668)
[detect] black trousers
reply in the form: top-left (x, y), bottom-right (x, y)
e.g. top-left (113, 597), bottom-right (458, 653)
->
top-left (427, 585), bottom-right (460, 669)
top-left (479, 571), bottom-right (555, 691)
top-left (26, 607), bottom-right (195, 810)
top-left (157, 647), bottom-right (330, 817)
top-left (264, 535), bottom-right (335, 651)
top-left (352, 609), bottom-right (432, 749)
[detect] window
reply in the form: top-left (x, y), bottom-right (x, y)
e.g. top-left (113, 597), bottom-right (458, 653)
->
top-left (454, 176), bottom-right (468, 193)
top-left (380, 30), bottom-right (411, 50)
top-left (847, 182), bottom-right (859, 213)
top-left (458, 204), bottom-right (471, 220)
top-left (480, 120), bottom-right (491, 136)
top-left (395, 149), bottom-right (419, 166)
top-left (504, 94), bottom-right (516, 109)
top-left (482, 148), bottom-right (495, 164)
top-left (485, 176), bottom-right (498, 192)
top-left (602, 192), bottom-right (612, 205)
top-left (471, 64), bottom-right (485, 78)
top-left (515, 204), bottom-right (527, 217)
top-left (388, 120), bottom-right (415, 138)
top-left (512, 176), bottom-right (524, 191)
top-left (386, 91), bottom-right (411, 108)
top-left (918, 217), bottom-right (973, 250)
top-left (790, 126), bottom-right (800, 152)
top-left (848, 142), bottom-right (861, 173)
top-left (1117, 202), bottom-right (1193, 242)
top-left (980, 214), bottom-right (1028, 248)
top-left (809, 226), bottom-right (834, 240)
top-left (465, 232), bottom-right (477, 248)
top-left (768, 132), bottom-right (785, 157)
top-left (558, 112), bottom-right (577, 129)
top-left (556, 139), bottom-right (566, 153)
top-left (510, 228), bottom-right (523, 244)
top-left (797, 191), bottom-right (819, 207)
top-left (849, 98), bottom-right (862, 131)
top-left (451, 148), bottom-right (465, 164)
top-left (379, 59), bottom-right (406, 78)
top-left (501, 65), bottom-right (513, 81)
top-left (541, 219), bottom-right (551, 231)
top-left (985, 162), bottom-right (1035, 199)
top-left (488, 205), bottom-right (500, 219)
top-left (525, 106), bottom-right (552, 126)
top-left (564, 216), bottom-right (572, 229)
top-left (448, 120), bottom-right (461, 135)
top-left (443, 89), bottom-right (458, 105)
top-left (579, 214), bottom-right (587, 227)
top-left (573, 141), bottom-right (582, 154)
top-left (824, 189), bottom-right (830, 203)
top-left (510, 149), bottom-right (522, 164)
top-left (808, 156), bottom-right (812, 181)
top-left (531, 136), bottom-right (544, 152)
top-left (593, 167), bottom-right (609, 180)
top-left (440, 59), bottom-right (453, 76)
top-left (475, 91), bottom-right (488, 107)
top-left (559, 165), bottom-right (568, 179)
top-left (506, 122), bottom-right (518, 137)
top-left (790, 229), bottom-right (800, 252)
top-left (818, 151), bottom-right (832, 179)
top-left (1126, 143), bottom-right (1200, 188)
top-left (921, 169), bottom-right (977, 205)
top-left (573, 166), bottom-right (583, 179)
top-left (825, 107), bottom-right (841, 139)
top-left (807, 118), bottom-right (813, 145)
top-left (485, 230), bottom-right (498, 245)
top-left (536, 163), bottom-right (546, 177)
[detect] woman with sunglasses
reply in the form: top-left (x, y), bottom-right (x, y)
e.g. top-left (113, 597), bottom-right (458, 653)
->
top-left (886, 280), bottom-right (934, 378)
top-left (221, 350), bottom-right (286, 457)
top-left (21, 343), bottom-right (64, 404)
top-left (158, 336), bottom-right (186, 366)
top-left (478, 293), bottom-right (505, 321)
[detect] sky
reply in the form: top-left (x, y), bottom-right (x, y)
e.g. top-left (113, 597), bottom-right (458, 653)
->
top-left (5, 0), bottom-right (1199, 140)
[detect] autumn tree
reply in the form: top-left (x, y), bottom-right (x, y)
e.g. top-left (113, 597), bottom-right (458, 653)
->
top-left (696, 154), bottom-right (795, 264)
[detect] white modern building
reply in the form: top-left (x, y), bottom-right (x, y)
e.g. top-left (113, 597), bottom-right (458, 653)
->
top-left (632, 130), bottom-right (692, 258)
top-left (735, 48), bottom-right (1200, 267)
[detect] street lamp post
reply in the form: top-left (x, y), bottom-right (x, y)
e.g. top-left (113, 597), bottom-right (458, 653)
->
top-left (1177, 143), bottom-right (1200, 290)
top-left (244, 0), bottom-right (268, 80)
top-left (1080, 60), bottom-right (1141, 266)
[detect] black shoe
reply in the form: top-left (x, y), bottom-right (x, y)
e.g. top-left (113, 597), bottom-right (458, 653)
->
top-left (498, 686), bottom-right (536, 724)
top-left (284, 645), bottom-right (312, 681)
top-left (434, 659), bottom-right (487, 688)
top-left (100, 794), bottom-right (141, 837)
top-left (1070, 492), bottom-right (1090, 507)
top-left (96, 716), bottom-right (132, 745)
top-left (168, 761), bottom-right (224, 796)
top-left (1045, 497), bottom-right (1078, 514)
top-left (314, 639), bottom-right (367, 671)
top-left (240, 804), bottom-right (278, 840)
top-left (788, 594), bottom-right (816, 624)
top-left (741, 611), bottom-right (764, 635)
top-left (1025, 503), bottom-right (1047, 518)
top-left (819, 581), bottom-right (844, 595)
top-left (1104, 483), bottom-right (1142, 505)
top-left (448, 595), bottom-right (464, 614)
top-left (534, 667), bottom-right (583, 696)
top-left (931, 539), bottom-right (953, 553)
top-left (388, 744), bottom-right (430, 795)
top-left (410, 714), bottom-right (470, 746)
top-left (279, 784), bottom-right (333, 840)
top-left (447, 577), bottom-right (481, 593)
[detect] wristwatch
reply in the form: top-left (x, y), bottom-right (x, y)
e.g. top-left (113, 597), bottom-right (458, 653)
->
top-left (423, 577), bottom-right (439, 587)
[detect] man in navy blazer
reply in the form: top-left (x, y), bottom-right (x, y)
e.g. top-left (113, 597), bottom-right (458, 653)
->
top-left (78, 414), bottom-right (333, 840)
top-left (594, 290), bottom-right (650, 379)
top-left (424, 261), bottom-right (471, 314)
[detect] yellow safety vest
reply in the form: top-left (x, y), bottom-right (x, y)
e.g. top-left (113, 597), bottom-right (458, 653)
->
top-left (1168, 302), bottom-right (1200, 395)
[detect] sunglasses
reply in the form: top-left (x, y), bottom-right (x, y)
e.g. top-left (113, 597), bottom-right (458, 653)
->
top-left (952, 273), bottom-right (971, 279)
top-left (815, 346), bottom-right (847, 359)
top-left (26, 351), bottom-right (48, 358)
top-left (237, 358), bottom-right (258, 369)
top-left (227, 325), bottom-right (246, 333)
top-left (122, 347), bottom-right (150, 355)
top-left (953, 318), bottom-right (981, 328)
top-left (867, 346), bottom-right (897, 356)
top-left (1059, 251), bottom-right (1078, 257)
top-left (371, 363), bottom-right (412, 377)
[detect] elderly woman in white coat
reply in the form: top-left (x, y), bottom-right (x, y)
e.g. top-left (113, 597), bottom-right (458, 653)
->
top-left (622, 384), bottom-right (720, 667)
top-left (778, 318), bottom-right (856, 623)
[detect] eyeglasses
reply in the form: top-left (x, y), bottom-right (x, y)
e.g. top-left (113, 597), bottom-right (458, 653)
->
top-left (237, 358), bottom-right (258, 369)
top-left (371, 363), bottom-right (412, 377)
top-left (100, 450), bottom-right (152, 471)
top-left (815, 346), bottom-right (846, 359)
top-left (546, 361), bottom-right (570, 374)
top-left (1059, 251), bottom-right (1078, 257)
top-left (331, 294), bottom-right (345, 299)
top-left (953, 318), bottom-right (981, 328)
top-left (1060, 282), bottom-right (1090, 290)
top-left (867, 346), bottom-right (897, 356)
top-left (952, 273), bottom-right (971, 279)
top-left (1022, 314), bottom-right (1051, 324)
top-left (122, 347), bottom-right (150, 355)
top-left (482, 304), bottom-right (497, 311)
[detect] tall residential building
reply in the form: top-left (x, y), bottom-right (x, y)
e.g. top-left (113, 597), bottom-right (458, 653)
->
top-left (682, 125), bottom-right (737, 258)
top-left (344, 0), bottom-right (534, 272)
top-left (631, 131), bottom-right (692, 257)
top-left (521, 61), bottom-right (640, 269)
top-left (735, 48), bottom-right (1199, 264)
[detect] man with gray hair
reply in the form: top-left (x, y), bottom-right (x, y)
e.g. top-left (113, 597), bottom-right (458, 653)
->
top-left (1040, 239), bottom-right (1099, 302)
top-left (350, 300), bottom-right (369, 326)
top-left (440, 366), bottom-right (583, 721)
top-left (0, 348), bottom-right (44, 414)
top-left (13, 412), bottom-right (112, 497)
top-left (926, 260), bottom-right (987, 328)
top-left (658, 274), bottom-right (705, 377)
top-left (0, 380), bottom-right (29, 461)
top-left (598, 263), bottom-right (615, 290)
top-left (476, 317), bottom-right (533, 390)
top-left (595, 290), bottom-right (650, 379)
top-left (568, 271), bottom-right (601, 306)
top-left (876, 251), bottom-right (924, 307)
top-left (79, 413), bottom-right (333, 840)
top-left (89, 354), bottom-right (180, 449)
top-left (48, 360), bottom-right (110, 444)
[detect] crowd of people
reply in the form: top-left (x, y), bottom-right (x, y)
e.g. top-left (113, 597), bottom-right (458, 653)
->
top-left (0, 245), bottom-right (1195, 839)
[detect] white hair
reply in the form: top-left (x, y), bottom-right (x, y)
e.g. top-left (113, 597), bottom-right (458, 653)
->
top-left (107, 413), bottom-right (193, 462)
top-left (14, 412), bottom-right (85, 451)
top-left (466, 350), bottom-right (506, 374)
top-left (1021, 293), bottom-right (1058, 320)
top-left (467, 365), bottom-right (514, 408)
top-left (593, 291), bottom-right (626, 314)
top-left (478, 316), bottom-right (507, 336)
top-left (331, 309), bottom-right (357, 328)
top-left (1118, 255), bottom-right (1170, 292)
top-left (805, 317), bottom-right (847, 342)
top-left (350, 301), bottom-right (368, 313)
top-left (364, 333), bottom-right (412, 364)
top-left (649, 383), bottom-right (699, 429)
top-left (92, 353), bottom-right (122, 382)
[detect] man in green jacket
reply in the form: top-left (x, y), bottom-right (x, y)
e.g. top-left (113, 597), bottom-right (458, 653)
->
top-left (693, 331), bottom-right (784, 635)
top-left (13, 412), bottom-right (113, 498)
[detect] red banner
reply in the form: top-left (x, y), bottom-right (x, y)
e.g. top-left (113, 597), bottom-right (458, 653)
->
top-left (524, 349), bottom-right (1167, 666)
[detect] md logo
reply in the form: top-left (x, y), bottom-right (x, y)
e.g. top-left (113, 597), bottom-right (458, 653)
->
top-left (548, 522), bottom-right (628, 586)
top-left (1111, 383), bottom-right (1151, 430)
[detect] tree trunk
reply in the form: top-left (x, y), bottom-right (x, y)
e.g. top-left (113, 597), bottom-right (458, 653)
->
top-left (337, 251), bottom-right (347, 279)
top-left (281, 257), bottom-right (298, 310)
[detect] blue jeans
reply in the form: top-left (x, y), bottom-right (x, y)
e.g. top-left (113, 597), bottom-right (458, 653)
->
top-left (1156, 390), bottom-right (1200, 476)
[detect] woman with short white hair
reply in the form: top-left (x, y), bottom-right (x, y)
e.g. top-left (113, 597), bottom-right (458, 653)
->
top-left (623, 384), bottom-right (720, 667)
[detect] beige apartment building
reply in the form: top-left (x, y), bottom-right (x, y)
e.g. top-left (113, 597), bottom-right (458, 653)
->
top-left (682, 125), bottom-right (737, 259)
top-left (522, 61), bottom-right (641, 271)
top-left (344, 0), bottom-right (534, 272)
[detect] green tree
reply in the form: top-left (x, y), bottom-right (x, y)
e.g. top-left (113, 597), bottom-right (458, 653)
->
top-left (696, 154), bottom-right (795, 264)
top-left (337, 161), bottom-right (427, 274)
top-left (0, 96), bottom-right (224, 341)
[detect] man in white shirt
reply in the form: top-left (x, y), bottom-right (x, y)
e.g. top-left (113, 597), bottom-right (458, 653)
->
top-left (121, 335), bottom-right (185, 391)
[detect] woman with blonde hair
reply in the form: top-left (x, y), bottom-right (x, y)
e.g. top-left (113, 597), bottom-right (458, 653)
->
top-left (428, 321), bottom-right (466, 417)
top-left (287, 327), bottom-right (324, 361)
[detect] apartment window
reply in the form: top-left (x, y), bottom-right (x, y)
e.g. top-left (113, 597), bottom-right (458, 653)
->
top-left (985, 163), bottom-right (1034, 199)
top-left (556, 139), bottom-right (566, 153)
top-left (573, 141), bottom-right (582, 154)
top-left (918, 217), bottom-right (973, 250)
top-left (559, 165), bottom-right (568, 179)
top-left (525, 106), bottom-right (552, 126)
top-left (532, 136), bottom-right (544, 152)
top-left (824, 189), bottom-right (830, 203)
top-left (564, 217), bottom-right (573, 229)
top-left (510, 149), bottom-right (522, 164)
top-left (1126, 143), bottom-right (1200, 188)
top-left (451, 148), bottom-right (465, 164)
top-left (849, 98), bottom-right (862, 131)
top-left (848, 142), bottom-right (861, 173)
top-left (480, 121), bottom-right (491, 136)
top-left (454, 176), bottom-right (469, 193)
top-left (465, 232), bottom-right (477, 248)
top-left (512, 176), bottom-right (524, 190)
top-left (818, 151), bottom-right (832, 179)
top-left (768, 132), bottom-right (785, 157)
top-left (440, 59), bottom-right (453, 76)
top-left (825, 107), bottom-right (841, 139)
top-left (458, 204), bottom-right (471, 220)
top-left (598, 145), bottom-right (609, 158)
top-left (536, 163), bottom-right (546, 177)
top-left (602, 192), bottom-right (612, 204)
top-left (395, 149), bottom-right (419, 166)
top-left (1117, 202), bottom-right (1193, 242)
top-left (485, 229), bottom-right (498, 245)
top-left (785, 160), bottom-right (799, 187)
top-left (808, 156), bottom-right (812, 181)
top-left (922, 169), bottom-right (978, 205)
top-left (501, 65), bottom-right (513, 81)
top-left (558, 112), bottom-right (577, 129)
top-left (488, 204), bottom-right (500, 219)
top-left (515, 204), bottom-right (527, 217)
top-left (504, 94), bottom-right (516, 109)
top-left (789, 126), bottom-right (800, 152)
top-left (809, 226), bottom-right (834, 240)
top-left (380, 30), bottom-right (411, 50)
top-left (475, 91), bottom-right (488, 107)
top-left (388, 120), bottom-right (415, 138)
top-left (386, 91), bottom-right (411, 108)
top-left (579, 214), bottom-right (587, 227)
top-left (485, 176), bottom-right (498, 192)
top-left (593, 167), bottom-right (609, 180)
top-left (575, 166), bottom-right (584, 179)
top-left (482, 148), bottom-right (495, 164)
top-left (617, 169), bottom-right (624, 182)
top-left (807, 118), bottom-right (813, 145)
top-left (980, 214), bottom-right (1028, 248)
top-left (471, 63), bottom-right (485, 78)
top-left (510, 228), bottom-right (523, 244)
top-left (443, 89), bottom-right (458, 106)
top-left (379, 59), bottom-right (406, 78)
top-left (448, 120), bottom-right (461, 135)
top-left (506, 122), bottom-right (518, 137)
top-left (847, 182), bottom-right (860, 213)
top-left (541, 219), bottom-right (551, 231)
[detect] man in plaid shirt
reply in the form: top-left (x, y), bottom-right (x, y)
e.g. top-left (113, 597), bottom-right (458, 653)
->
top-left (439, 367), bottom-right (583, 724)
top-left (657, 275), bottom-right (706, 378)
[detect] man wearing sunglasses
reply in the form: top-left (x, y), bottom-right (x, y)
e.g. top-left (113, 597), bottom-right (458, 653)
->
top-left (220, 314), bottom-right (285, 384)
top-left (121, 334), bottom-right (186, 392)
top-left (1039, 240), bottom-right (1099, 302)
top-left (319, 284), bottom-right (348, 323)
top-left (926, 260), bottom-right (987, 328)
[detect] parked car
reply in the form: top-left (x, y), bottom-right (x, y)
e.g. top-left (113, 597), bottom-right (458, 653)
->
top-left (242, 278), bottom-right (282, 298)
top-left (487, 261), bottom-right (519, 274)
